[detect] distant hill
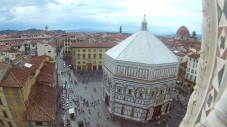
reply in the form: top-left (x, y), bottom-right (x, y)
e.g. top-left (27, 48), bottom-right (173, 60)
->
top-left (0, 29), bottom-right (65, 34)
top-left (197, 34), bottom-right (202, 41)
top-left (66, 29), bottom-right (108, 33)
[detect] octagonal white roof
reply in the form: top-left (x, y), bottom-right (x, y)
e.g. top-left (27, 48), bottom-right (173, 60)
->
top-left (106, 30), bottom-right (178, 65)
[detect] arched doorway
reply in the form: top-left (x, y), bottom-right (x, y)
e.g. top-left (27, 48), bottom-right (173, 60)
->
top-left (152, 105), bottom-right (162, 118)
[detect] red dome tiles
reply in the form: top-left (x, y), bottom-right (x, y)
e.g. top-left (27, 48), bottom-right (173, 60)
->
top-left (176, 26), bottom-right (190, 36)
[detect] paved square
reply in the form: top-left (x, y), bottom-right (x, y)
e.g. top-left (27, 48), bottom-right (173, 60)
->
top-left (56, 53), bottom-right (190, 127)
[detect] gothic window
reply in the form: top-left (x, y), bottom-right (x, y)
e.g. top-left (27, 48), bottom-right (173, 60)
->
top-left (128, 89), bottom-right (132, 95)
top-left (118, 88), bottom-right (121, 93)
top-left (139, 92), bottom-right (143, 98)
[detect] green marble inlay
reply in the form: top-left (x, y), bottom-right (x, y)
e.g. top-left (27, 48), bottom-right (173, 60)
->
top-left (195, 110), bottom-right (202, 123)
top-left (207, 94), bottom-right (213, 107)
top-left (223, 0), bottom-right (227, 19)
top-left (221, 36), bottom-right (225, 49)
top-left (218, 65), bottom-right (225, 86)
top-left (217, 1), bottom-right (223, 25)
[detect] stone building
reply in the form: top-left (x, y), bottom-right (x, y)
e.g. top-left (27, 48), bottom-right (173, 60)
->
top-left (175, 26), bottom-right (190, 40)
top-left (180, 0), bottom-right (227, 126)
top-left (102, 16), bottom-right (179, 122)
top-left (177, 62), bottom-right (187, 87)
top-left (69, 42), bottom-right (117, 71)
top-left (184, 53), bottom-right (199, 92)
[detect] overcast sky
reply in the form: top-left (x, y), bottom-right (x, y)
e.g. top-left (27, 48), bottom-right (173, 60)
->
top-left (0, 0), bottom-right (202, 34)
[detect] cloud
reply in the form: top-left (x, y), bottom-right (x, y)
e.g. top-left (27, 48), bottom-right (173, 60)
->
top-left (0, 0), bottom-right (202, 34)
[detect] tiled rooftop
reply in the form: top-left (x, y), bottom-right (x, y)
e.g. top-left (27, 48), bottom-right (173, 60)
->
top-left (37, 62), bottom-right (55, 84)
top-left (1, 68), bottom-right (31, 87)
top-left (0, 56), bottom-right (47, 88)
top-left (70, 42), bottom-right (118, 48)
top-left (25, 83), bottom-right (56, 121)
top-left (188, 53), bottom-right (200, 59)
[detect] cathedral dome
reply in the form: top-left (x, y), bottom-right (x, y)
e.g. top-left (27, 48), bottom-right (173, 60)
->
top-left (176, 26), bottom-right (190, 36)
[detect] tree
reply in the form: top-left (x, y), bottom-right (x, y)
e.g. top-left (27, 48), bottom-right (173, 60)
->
top-left (119, 26), bottom-right (122, 33)
top-left (192, 31), bottom-right (197, 39)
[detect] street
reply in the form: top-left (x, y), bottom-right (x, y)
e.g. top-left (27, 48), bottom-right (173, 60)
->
top-left (55, 50), bottom-right (190, 127)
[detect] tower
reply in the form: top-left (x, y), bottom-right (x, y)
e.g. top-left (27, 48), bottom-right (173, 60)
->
top-left (119, 26), bottom-right (122, 33)
top-left (45, 25), bottom-right (48, 33)
top-left (141, 14), bottom-right (147, 31)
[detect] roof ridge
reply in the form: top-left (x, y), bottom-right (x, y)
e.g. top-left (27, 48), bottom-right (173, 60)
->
top-left (10, 71), bottom-right (22, 87)
top-left (116, 31), bottom-right (140, 59)
top-left (29, 96), bottom-right (54, 120)
top-left (145, 31), bottom-right (154, 64)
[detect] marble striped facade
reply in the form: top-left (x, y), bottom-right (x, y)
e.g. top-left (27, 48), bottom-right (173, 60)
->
top-left (180, 0), bottom-right (227, 126)
top-left (103, 55), bottom-right (179, 122)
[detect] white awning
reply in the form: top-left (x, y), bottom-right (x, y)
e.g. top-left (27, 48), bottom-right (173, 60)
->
top-left (24, 63), bottom-right (32, 68)
top-left (69, 108), bottom-right (75, 114)
top-left (174, 50), bottom-right (179, 53)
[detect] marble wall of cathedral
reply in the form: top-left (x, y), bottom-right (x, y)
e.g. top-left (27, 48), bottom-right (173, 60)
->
top-left (103, 71), bottom-right (175, 121)
top-left (103, 56), bottom-right (178, 121)
top-left (104, 56), bottom-right (179, 81)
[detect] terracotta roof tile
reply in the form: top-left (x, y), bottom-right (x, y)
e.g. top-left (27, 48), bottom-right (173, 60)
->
top-left (25, 84), bottom-right (56, 121)
top-left (1, 68), bottom-right (31, 87)
top-left (0, 56), bottom-right (47, 88)
top-left (70, 42), bottom-right (118, 48)
top-left (37, 63), bottom-right (55, 84)
top-left (11, 41), bottom-right (25, 47)
top-left (0, 62), bottom-right (7, 68)
top-left (27, 56), bottom-right (48, 72)
top-left (188, 53), bottom-right (200, 59)
top-left (176, 26), bottom-right (190, 36)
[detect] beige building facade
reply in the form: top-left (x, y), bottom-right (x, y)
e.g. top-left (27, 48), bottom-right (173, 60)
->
top-left (69, 42), bottom-right (117, 71)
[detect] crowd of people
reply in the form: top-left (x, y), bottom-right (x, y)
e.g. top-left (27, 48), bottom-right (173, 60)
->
top-left (57, 60), bottom-right (190, 127)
